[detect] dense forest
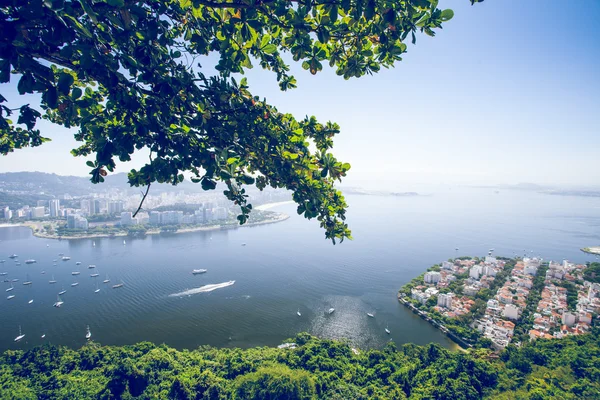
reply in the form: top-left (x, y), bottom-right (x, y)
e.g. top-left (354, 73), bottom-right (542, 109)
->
top-left (1, 329), bottom-right (598, 399)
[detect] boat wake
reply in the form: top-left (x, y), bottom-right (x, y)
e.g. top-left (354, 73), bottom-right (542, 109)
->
top-left (169, 281), bottom-right (235, 297)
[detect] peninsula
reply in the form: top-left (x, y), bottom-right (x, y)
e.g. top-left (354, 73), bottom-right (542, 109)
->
top-left (399, 256), bottom-right (599, 351)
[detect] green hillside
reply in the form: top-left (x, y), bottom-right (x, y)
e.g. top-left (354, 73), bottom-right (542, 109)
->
top-left (1, 329), bottom-right (598, 399)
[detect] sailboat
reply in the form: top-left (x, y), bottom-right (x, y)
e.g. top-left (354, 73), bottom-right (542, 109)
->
top-left (90, 273), bottom-right (99, 277)
top-left (103, 274), bottom-right (110, 284)
top-left (14, 326), bottom-right (25, 342)
top-left (53, 295), bottom-right (64, 307)
top-left (0, 272), bottom-right (6, 276)
top-left (41, 334), bottom-right (46, 339)
top-left (71, 271), bottom-right (80, 275)
top-left (9, 254), bottom-right (18, 259)
top-left (92, 241), bottom-right (96, 247)
top-left (385, 323), bottom-right (391, 334)
top-left (94, 282), bottom-right (100, 293)
top-left (327, 308), bottom-right (335, 315)
top-left (123, 240), bottom-right (126, 245)
top-left (71, 281), bottom-right (79, 287)
top-left (76, 262), bottom-right (81, 265)
top-left (7, 294), bottom-right (15, 300)
top-left (28, 299), bottom-right (33, 304)
top-left (85, 325), bottom-right (92, 340)
top-left (41, 270), bottom-right (46, 274)
top-left (112, 280), bottom-right (124, 289)
top-left (22, 274), bottom-right (32, 285)
top-left (6, 282), bottom-right (14, 292)
top-left (49, 275), bottom-right (57, 284)
top-left (58, 288), bottom-right (67, 295)
top-left (88, 264), bottom-right (96, 269)
top-left (297, 309), bottom-right (302, 317)
top-left (367, 313), bottom-right (375, 318)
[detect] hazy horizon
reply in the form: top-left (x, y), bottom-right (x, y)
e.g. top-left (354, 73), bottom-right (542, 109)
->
top-left (1, 0), bottom-right (599, 188)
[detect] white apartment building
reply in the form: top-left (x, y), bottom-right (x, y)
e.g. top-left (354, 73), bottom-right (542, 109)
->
top-left (437, 293), bottom-right (454, 309)
top-left (424, 271), bottom-right (441, 284)
top-left (503, 304), bottom-right (520, 320)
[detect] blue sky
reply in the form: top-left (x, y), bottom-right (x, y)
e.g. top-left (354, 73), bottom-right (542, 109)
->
top-left (1, 0), bottom-right (599, 188)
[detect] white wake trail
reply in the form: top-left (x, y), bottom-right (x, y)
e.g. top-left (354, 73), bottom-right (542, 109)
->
top-left (169, 281), bottom-right (235, 297)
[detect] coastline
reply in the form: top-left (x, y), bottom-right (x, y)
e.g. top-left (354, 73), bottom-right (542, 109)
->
top-left (397, 292), bottom-right (470, 351)
top-left (0, 213), bottom-right (290, 241)
top-left (255, 200), bottom-right (294, 211)
top-left (581, 247), bottom-right (600, 255)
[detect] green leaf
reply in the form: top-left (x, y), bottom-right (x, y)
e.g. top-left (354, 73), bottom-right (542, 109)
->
top-left (64, 15), bottom-right (93, 38)
top-left (440, 9), bottom-right (454, 21)
top-left (86, 161), bottom-right (95, 167)
top-left (57, 73), bottom-right (74, 96)
top-left (260, 34), bottom-right (272, 49)
top-left (261, 44), bottom-right (277, 54)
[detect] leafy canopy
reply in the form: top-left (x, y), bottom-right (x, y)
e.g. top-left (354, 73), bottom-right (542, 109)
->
top-left (0, 0), bottom-right (481, 242)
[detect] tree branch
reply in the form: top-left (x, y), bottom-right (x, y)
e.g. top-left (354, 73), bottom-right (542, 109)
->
top-left (132, 183), bottom-right (151, 218)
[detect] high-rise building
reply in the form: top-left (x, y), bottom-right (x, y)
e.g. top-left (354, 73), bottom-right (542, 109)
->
top-left (49, 199), bottom-right (60, 217)
top-left (437, 293), bottom-right (454, 309)
top-left (80, 199), bottom-right (90, 215)
top-left (121, 212), bottom-right (138, 226)
top-left (424, 271), bottom-right (441, 284)
top-left (67, 214), bottom-right (77, 229)
top-left (3, 206), bottom-right (12, 220)
top-left (31, 206), bottom-right (45, 219)
top-left (149, 211), bottom-right (161, 225)
top-left (109, 201), bottom-right (124, 214)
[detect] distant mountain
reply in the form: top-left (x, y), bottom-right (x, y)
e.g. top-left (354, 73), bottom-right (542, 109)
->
top-left (0, 171), bottom-right (200, 197)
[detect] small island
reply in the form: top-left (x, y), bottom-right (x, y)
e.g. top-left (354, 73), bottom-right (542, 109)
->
top-left (399, 256), bottom-right (599, 351)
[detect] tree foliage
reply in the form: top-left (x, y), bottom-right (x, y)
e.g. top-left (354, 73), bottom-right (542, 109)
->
top-left (1, 0), bottom-right (481, 242)
top-left (1, 329), bottom-right (598, 399)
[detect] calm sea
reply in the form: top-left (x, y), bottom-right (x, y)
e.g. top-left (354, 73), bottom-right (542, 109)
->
top-left (1, 188), bottom-right (599, 352)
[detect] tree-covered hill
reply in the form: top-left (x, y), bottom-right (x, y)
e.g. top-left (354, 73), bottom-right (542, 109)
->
top-left (1, 329), bottom-right (598, 399)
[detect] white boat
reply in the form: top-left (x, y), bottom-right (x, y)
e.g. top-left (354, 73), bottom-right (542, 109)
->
top-left (71, 282), bottom-right (79, 287)
top-left (41, 271), bottom-right (46, 274)
top-left (112, 281), bottom-right (124, 289)
top-left (7, 295), bottom-right (15, 300)
top-left (92, 241), bottom-right (96, 247)
top-left (241, 243), bottom-right (247, 246)
top-left (53, 259), bottom-right (57, 262)
top-left (9, 254), bottom-right (18, 259)
top-left (0, 260), bottom-right (4, 263)
top-left (72, 271), bottom-right (80, 275)
top-left (0, 272), bottom-right (6, 276)
top-left (14, 326), bottom-right (25, 342)
top-left (6, 283), bottom-right (14, 292)
top-left (28, 299), bottom-right (33, 304)
top-left (25, 259), bottom-right (36, 264)
top-left (103, 274), bottom-right (110, 283)
top-left (11, 278), bottom-right (18, 282)
top-left (58, 253), bottom-right (64, 256)
top-left (90, 273), bottom-right (99, 277)
top-left (22, 274), bottom-right (32, 285)
top-left (297, 309), bottom-right (301, 317)
top-left (88, 264), bottom-right (96, 269)
top-left (53, 295), bottom-right (64, 307)
top-left (385, 323), bottom-right (390, 334)
top-left (76, 262), bottom-right (81, 265)
top-left (41, 334), bottom-right (46, 339)
top-left (58, 289), bottom-right (67, 295)
top-left (94, 283), bottom-right (100, 293)
top-left (61, 256), bottom-right (71, 261)
top-left (47, 244), bottom-right (50, 247)
top-left (192, 269), bottom-right (207, 275)
top-left (85, 325), bottom-right (92, 340)
top-left (15, 262), bottom-right (21, 265)
top-left (327, 308), bottom-right (335, 315)
top-left (123, 240), bottom-right (126, 245)
top-left (367, 313), bottom-right (375, 318)
top-left (49, 275), bottom-right (57, 284)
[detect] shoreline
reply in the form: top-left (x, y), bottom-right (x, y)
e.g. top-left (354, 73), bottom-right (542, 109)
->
top-left (254, 200), bottom-right (294, 211)
top-left (397, 292), bottom-right (471, 352)
top-left (581, 247), bottom-right (600, 255)
top-left (0, 213), bottom-right (290, 241)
